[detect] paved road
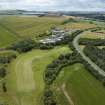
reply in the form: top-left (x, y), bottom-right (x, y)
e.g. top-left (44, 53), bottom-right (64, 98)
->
top-left (73, 30), bottom-right (105, 77)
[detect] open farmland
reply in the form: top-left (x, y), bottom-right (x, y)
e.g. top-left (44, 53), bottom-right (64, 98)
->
top-left (6, 46), bottom-right (70, 105)
top-left (0, 14), bottom-right (105, 105)
top-left (0, 25), bottom-right (17, 48)
top-left (81, 31), bottom-right (105, 39)
top-left (63, 22), bottom-right (96, 30)
top-left (0, 16), bottom-right (65, 38)
top-left (53, 64), bottom-right (105, 105)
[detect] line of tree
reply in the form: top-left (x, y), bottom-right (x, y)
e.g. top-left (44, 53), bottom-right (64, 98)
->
top-left (9, 39), bottom-right (37, 53)
top-left (80, 44), bottom-right (105, 81)
top-left (61, 18), bottom-right (77, 25)
top-left (44, 51), bottom-right (82, 85)
top-left (84, 45), bottom-right (105, 72)
top-left (68, 39), bottom-right (105, 86)
top-left (43, 28), bottom-right (105, 105)
top-left (0, 67), bottom-right (6, 78)
top-left (44, 51), bottom-right (82, 105)
top-left (79, 38), bottom-right (105, 46)
top-left (0, 53), bottom-right (16, 64)
top-left (8, 30), bottom-right (84, 51)
top-left (43, 87), bottom-right (56, 105)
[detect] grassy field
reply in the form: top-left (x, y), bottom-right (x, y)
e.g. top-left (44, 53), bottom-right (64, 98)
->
top-left (63, 22), bottom-right (96, 30)
top-left (0, 16), bottom-right (65, 48)
top-left (0, 16), bottom-right (65, 38)
top-left (81, 31), bottom-right (105, 39)
top-left (0, 25), bottom-right (18, 48)
top-left (0, 15), bottom-right (105, 105)
top-left (0, 50), bottom-right (18, 57)
top-left (5, 46), bottom-right (70, 105)
top-left (0, 16), bottom-right (100, 48)
top-left (52, 64), bottom-right (105, 105)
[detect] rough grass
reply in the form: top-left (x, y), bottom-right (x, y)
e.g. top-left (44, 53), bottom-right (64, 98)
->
top-left (0, 50), bottom-right (18, 57)
top-left (53, 64), bottom-right (105, 105)
top-left (63, 22), bottom-right (96, 30)
top-left (0, 25), bottom-right (17, 48)
top-left (0, 16), bottom-right (65, 38)
top-left (81, 31), bottom-right (105, 39)
top-left (0, 16), bottom-right (65, 48)
top-left (0, 16), bottom-right (100, 48)
top-left (6, 46), bottom-right (70, 105)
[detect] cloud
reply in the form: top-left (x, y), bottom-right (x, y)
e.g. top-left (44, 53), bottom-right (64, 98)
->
top-left (0, 0), bottom-right (105, 11)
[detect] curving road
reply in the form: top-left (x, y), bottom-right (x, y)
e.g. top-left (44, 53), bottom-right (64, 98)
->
top-left (73, 29), bottom-right (105, 77)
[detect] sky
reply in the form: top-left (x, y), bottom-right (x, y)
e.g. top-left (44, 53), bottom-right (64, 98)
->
top-left (0, 0), bottom-right (105, 11)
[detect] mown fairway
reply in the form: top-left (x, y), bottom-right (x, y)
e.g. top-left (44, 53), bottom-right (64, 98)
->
top-left (7, 46), bottom-right (70, 105)
top-left (53, 64), bottom-right (105, 105)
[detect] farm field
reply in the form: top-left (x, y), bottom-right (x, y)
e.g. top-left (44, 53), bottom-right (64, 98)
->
top-left (53, 64), bottom-right (105, 105)
top-left (81, 31), bottom-right (105, 39)
top-left (0, 15), bottom-right (105, 105)
top-left (63, 22), bottom-right (96, 30)
top-left (0, 25), bottom-right (17, 48)
top-left (0, 16), bottom-right (65, 38)
top-left (0, 16), bottom-right (66, 48)
top-left (6, 46), bottom-right (70, 105)
top-left (0, 15), bottom-right (99, 48)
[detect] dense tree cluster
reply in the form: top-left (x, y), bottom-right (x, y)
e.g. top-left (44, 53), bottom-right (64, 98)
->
top-left (79, 38), bottom-right (105, 46)
top-left (0, 68), bottom-right (6, 78)
top-left (44, 51), bottom-right (82, 105)
top-left (2, 82), bottom-right (7, 92)
top-left (43, 27), bottom-right (105, 105)
top-left (62, 18), bottom-right (77, 25)
top-left (39, 43), bottom-right (54, 50)
top-left (9, 39), bottom-right (36, 52)
top-left (43, 88), bottom-right (56, 105)
top-left (0, 54), bottom-right (16, 64)
top-left (82, 45), bottom-right (105, 86)
top-left (70, 30), bottom-right (84, 41)
top-left (44, 51), bottom-right (81, 85)
top-left (82, 59), bottom-right (105, 81)
top-left (90, 27), bottom-right (103, 32)
top-left (84, 45), bottom-right (105, 71)
top-left (69, 37), bottom-right (105, 85)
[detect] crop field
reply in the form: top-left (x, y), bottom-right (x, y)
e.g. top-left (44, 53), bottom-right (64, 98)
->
top-left (63, 22), bottom-right (96, 30)
top-left (81, 31), bottom-right (105, 39)
top-left (53, 64), bottom-right (105, 105)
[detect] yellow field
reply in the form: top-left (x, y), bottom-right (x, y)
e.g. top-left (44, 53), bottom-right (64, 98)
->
top-left (81, 31), bottom-right (105, 39)
top-left (64, 22), bottom-right (96, 30)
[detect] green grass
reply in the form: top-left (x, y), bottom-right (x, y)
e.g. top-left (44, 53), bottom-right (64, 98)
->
top-left (0, 16), bottom-right (105, 105)
top-left (0, 16), bottom-right (65, 38)
top-left (0, 16), bottom-right (104, 48)
top-left (53, 64), bottom-right (105, 105)
top-left (0, 25), bottom-right (17, 48)
top-left (5, 46), bottom-right (70, 105)
top-left (0, 16), bottom-right (65, 48)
